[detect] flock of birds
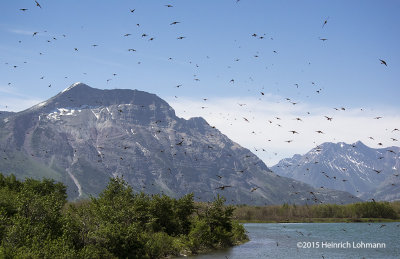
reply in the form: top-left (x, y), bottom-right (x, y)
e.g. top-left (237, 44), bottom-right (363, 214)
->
top-left (3, 1), bottom-right (398, 203)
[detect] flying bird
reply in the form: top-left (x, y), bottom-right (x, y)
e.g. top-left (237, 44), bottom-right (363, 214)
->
top-left (170, 21), bottom-right (180, 25)
top-left (322, 17), bottom-right (329, 28)
top-left (250, 187), bottom-right (259, 192)
top-left (379, 59), bottom-right (387, 66)
top-left (215, 185), bottom-right (231, 190)
top-left (35, 1), bottom-right (41, 8)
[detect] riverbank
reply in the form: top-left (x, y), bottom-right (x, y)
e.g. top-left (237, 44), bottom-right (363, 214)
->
top-left (233, 201), bottom-right (400, 223)
top-left (237, 217), bottom-right (400, 223)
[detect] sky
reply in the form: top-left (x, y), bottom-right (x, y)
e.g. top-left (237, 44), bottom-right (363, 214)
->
top-left (1, 0), bottom-right (399, 165)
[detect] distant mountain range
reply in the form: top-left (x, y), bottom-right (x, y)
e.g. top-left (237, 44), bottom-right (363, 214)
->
top-left (0, 82), bottom-right (360, 205)
top-left (271, 141), bottom-right (400, 201)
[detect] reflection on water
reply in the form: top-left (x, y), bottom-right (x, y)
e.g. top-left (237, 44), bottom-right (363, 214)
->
top-left (186, 222), bottom-right (400, 259)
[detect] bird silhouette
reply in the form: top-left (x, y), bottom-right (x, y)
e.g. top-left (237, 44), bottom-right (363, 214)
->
top-left (379, 59), bottom-right (387, 66)
top-left (322, 17), bottom-right (329, 28)
top-left (215, 185), bottom-right (231, 190)
top-left (250, 187), bottom-right (259, 192)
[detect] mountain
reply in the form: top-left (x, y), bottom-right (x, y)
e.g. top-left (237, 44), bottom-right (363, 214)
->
top-left (271, 141), bottom-right (400, 201)
top-left (0, 83), bottom-right (361, 205)
top-left (0, 111), bottom-right (15, 119)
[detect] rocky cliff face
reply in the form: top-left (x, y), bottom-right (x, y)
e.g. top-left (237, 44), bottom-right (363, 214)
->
top-left (271, 141), bottom-right (400, 201)
top-left (0, 83), bottom-right (361, 205)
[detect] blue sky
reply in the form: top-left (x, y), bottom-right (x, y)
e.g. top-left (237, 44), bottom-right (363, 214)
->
top-left (1, 0), bottom-right (399, 165)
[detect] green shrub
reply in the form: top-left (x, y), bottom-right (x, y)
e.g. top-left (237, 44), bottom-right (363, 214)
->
top-left (0, 174), bottom-right (247, 258)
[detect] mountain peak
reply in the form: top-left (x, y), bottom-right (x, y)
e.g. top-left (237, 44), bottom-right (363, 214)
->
top-left (60, 82), bottom-right (90, 94)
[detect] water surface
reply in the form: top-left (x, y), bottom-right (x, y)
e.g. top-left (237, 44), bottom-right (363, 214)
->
top-left (187, 222), bottom-right (400, 259)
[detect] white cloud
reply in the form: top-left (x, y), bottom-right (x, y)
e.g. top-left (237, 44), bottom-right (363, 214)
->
top-left (167, 96), bottom-right (400, 166)
top-left (0, 86), bottom-right (43, 111)
top-left (7, 28), bottom-right (36, 36)
top-left (0, 97), bottom-right (42, 112)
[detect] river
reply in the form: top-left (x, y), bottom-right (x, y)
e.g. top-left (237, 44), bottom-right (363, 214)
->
top-left (187, 222), bottom-right (400, 259)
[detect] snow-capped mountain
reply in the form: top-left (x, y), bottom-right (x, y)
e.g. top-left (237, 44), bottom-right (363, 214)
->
top-left (0, 83), bottom-right (361, 205)
top-left (271, 141), bottom-right (400, 201)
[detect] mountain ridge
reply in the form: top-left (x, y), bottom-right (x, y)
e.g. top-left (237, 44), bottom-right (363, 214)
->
top-left (0, 83), bottom-right (361, 205)
top-left (271, 141), bottom-right (400, 201)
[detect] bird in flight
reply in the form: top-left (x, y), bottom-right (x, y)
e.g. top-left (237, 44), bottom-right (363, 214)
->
top-left (379, 59), bottom-right (387, 66)
top-left (322, 17), bottom-right (329, 28)
top-left (20, 8), bottom-right (28, 11)
top-left (165, 4), bottom-right (173, 7)
top-left (289, 130), bottom-right (299, 134)
top-left (250, 187), bottom-right (259, 192)
top-left (35, 1), bottom-right (41, 8)
top-left (130, 9), bottom-right (135, 13)
top-left (215, 185), bottom-right (231, 190)
top-left (170, 21), bottom-right (180, 25)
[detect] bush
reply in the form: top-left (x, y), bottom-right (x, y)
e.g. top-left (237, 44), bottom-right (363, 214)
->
top-left (0, 173), bottom-right (247, 258)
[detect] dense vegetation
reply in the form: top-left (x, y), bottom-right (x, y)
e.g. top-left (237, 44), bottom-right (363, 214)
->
top-left (0, 174), bottom-right (248, 258)
top-left (234, 201), bottom-right (400, 222)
